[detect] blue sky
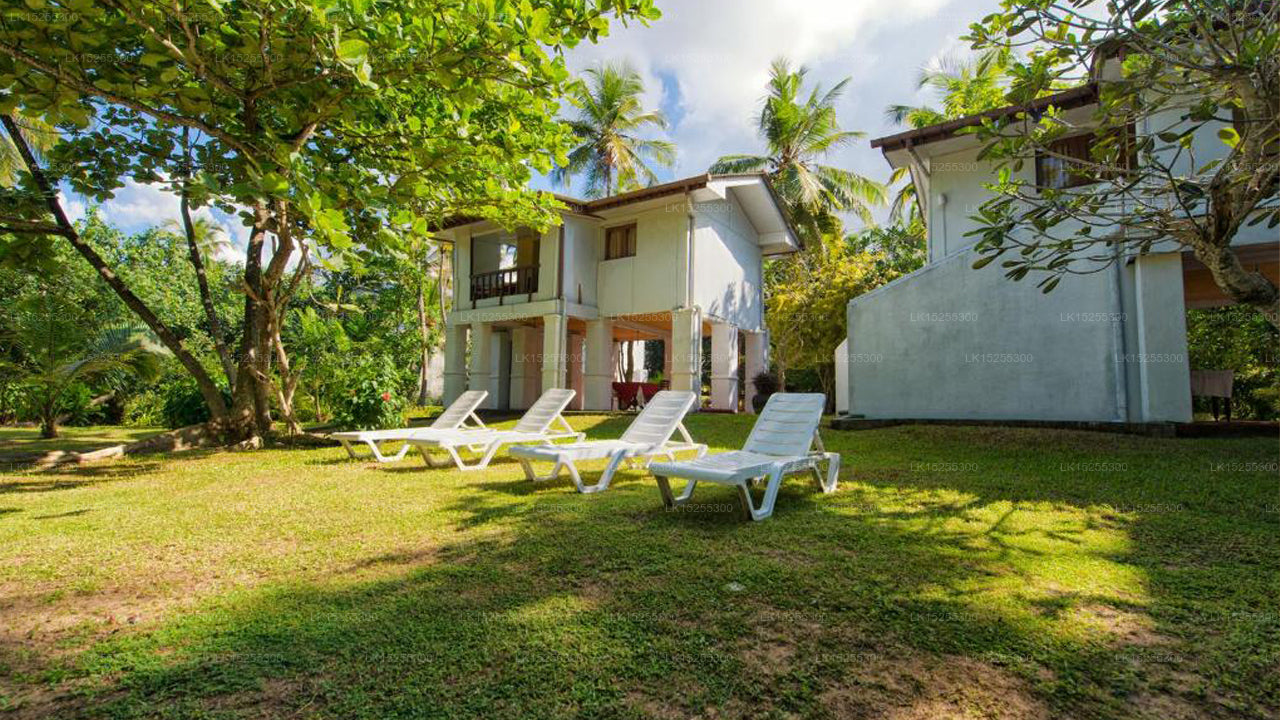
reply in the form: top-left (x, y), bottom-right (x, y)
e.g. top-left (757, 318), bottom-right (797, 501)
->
top-left (76, 0), bottom-right (1001, 254)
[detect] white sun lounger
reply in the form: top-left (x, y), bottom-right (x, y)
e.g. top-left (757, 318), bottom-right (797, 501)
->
top-left (648, 393), bottom-right (839, 521)
top-left (508, 390), bottom-right (706, 494)
top-left (330, 390), bottom-right (488, 462)
top-left (406, 388), bottom-right (582, 471)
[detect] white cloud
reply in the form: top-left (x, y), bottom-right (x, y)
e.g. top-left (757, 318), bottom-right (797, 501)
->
top-left (90, 177), bottom-right (252, 261)
top-left (58, 191), bottom-right (86, 224)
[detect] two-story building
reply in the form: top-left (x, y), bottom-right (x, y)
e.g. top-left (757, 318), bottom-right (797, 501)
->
top-left (433, 173), bottom-right (799, 413)
top-left (841, 62), bottom-right (1278, 424)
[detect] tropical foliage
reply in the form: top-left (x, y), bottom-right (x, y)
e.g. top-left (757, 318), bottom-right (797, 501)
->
top-left (0, 0), bottom-right (661, 441)
top-left (765, 228), bottom-right (924, 402)
top-left (883, 50), bottom-right (1013, 226)
top-left (1, 291), bottom-right (166, 438)
top-left (553, 61), bottom-right (676, 197)
top-left (711, 58), bottom-right (885, 240)
top-left (963, 0), bottom-right (1280, 328)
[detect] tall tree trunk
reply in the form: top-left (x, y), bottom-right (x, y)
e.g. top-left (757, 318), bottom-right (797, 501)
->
top-left (178, 129), bottom-right (237, 388)
top-left (1, 114), bottom-right (232, 430)
top-left (415, 250), bottom-right (432, 406)
top-left (230, 203), bottom-right (275, 438)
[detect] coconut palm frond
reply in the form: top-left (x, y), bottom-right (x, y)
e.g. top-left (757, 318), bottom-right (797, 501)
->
top-left (555, 61), bottom-right (674, 197)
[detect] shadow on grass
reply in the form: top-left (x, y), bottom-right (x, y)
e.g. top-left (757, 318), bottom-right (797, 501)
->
top-left (22, 426), bottom-right (1280, 719)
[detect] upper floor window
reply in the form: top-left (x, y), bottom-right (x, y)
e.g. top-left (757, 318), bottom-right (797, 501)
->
top-left (1036, 126), bottom-right (1135, 190)
top-left (605, 223), bottom-right (637, 259)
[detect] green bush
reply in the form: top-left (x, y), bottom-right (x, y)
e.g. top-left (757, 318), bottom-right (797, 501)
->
top-left (332, 356), bottom-right (407, 431)
top-left (50, 382), bottom-right (109, 427)
top-left (160, 378), bottom-right (231, 429)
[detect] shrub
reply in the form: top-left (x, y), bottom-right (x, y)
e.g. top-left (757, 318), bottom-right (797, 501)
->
top-left (160, 378), bottom-right (231, 429)
top-left (332, 356), bottom-right (407, 431)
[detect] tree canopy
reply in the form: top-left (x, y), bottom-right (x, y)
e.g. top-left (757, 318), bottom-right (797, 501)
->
top-left (962, 0), bottom-right (1279, 327)
top-left (0, 0), bottom-right (660, 439)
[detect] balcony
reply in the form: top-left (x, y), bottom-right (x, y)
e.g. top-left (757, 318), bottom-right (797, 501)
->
top-left (470, 265), bottom-right (539, 303)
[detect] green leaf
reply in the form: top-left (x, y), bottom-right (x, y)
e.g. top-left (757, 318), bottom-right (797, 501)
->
top-left (1217, 126), bottom-right (1240, 149)
top-left (337, 38), bottom-right (369, 66)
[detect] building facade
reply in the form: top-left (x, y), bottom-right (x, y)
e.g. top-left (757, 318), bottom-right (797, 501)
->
top-left (435, 173), bottom-right (799, 412)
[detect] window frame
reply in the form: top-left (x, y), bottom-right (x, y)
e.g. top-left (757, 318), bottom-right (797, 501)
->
top-left (1035, 125), bottom-right (1136, 191)
top-left (604, 223), bottom-right (637, 260)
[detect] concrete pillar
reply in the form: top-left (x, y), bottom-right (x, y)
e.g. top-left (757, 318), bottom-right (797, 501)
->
top-left (584, 319), bottom-right (614, 410)
top-left (567, 333), bottom-right (585, 410)
top-left (509, 326), bottom-right (536, 410)
top-left (663, 337), bottom-right (672, 383)
top-left (491, 331), bottom-right (512, 411)
top-left (469, 321), bottom-right (493, 408)
top-left (540, 313), bottom-right (566, 395)
top-left (443, 324), bottom-right (468, 406)
top-left (744, 330), bottom-right (769, 414)
top-left (1133, 253), bottom-right (1192, 422)
top-left (670, 307), bottom-right (702, 399)
top-left (709, 322), bottom-right (739, 412)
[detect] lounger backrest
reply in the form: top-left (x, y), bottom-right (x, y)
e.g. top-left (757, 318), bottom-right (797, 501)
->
top-left (513, 388), bottom-right (577, 433)
top-left (429, 390), bottom-right (488, 429)
top-left (620, 390), bottom-right (696, 446)
top-left (743, 393), bottom-right (826, 458)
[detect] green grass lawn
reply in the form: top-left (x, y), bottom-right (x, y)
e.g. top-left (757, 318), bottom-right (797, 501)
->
top-left (0, 426), bottom-right (166, 468)
top-left (0, 416), bottom-right (1275, 719)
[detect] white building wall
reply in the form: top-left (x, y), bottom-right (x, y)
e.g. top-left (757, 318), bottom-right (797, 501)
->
top-left (693, 195), bottom-right (765, 332)
top-left (597, 207), bottom-right (687, 317)
top-left (562, 216), bottom-right (598, 306)
top-left (846, 248), bottom-right (1125, 421)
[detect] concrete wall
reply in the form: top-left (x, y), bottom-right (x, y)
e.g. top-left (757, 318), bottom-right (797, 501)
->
top-left (846, 247), bottom-right (1127, 421)
top-left (597, 206), bottom-right (688, 317)
top-left (693, 195), bottom-right (765, 332)
top-left (562, 216), bottom-right (597, 307)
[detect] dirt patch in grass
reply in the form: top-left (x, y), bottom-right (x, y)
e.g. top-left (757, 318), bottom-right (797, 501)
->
top-left (819, 647), bottom-right (1051, 720)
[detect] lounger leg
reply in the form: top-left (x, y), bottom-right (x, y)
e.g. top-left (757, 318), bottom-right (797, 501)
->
top-left (576, 451), bottom-right (626, 494)
top-left (655, 475), bottom-right (698, 509)
top-left (472, 441), bottom-right (507, 470)
top-left (738, 466), bottom-right (784, 521)
top-left (339, 439), bottom-right (359, 459)
top-left (416, 446), bottom-right (450, 468)
top-left (364, 440), bottom-right (392, 463)
top-left (654, 474), bottom-right (677, 508)
top-left (820, 453), bottom-right (840, 493)
top-left (520, 455), bottom-right (569, 483)
top-left (519, 457), bottom-right (538, 481)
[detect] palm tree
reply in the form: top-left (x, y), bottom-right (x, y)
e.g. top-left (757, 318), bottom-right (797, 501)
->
top-left (884, 50), bottom-right (1011, 225)
top-left (552, 61), bottom-right (676, 198)
top-left (710, 58), bottom-right (886, 240)
top-left (2, 293), bottom-right (168, 438)
top-left (162, 215), bottom-right (232, 259)
top-left (1, 111), bottom-right (59, 188)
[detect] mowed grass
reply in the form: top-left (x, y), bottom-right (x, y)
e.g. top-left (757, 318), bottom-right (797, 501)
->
top-left (0, 416), bottom-right (1275, 719)
top-left (0, 426), bottom-right (165, 467)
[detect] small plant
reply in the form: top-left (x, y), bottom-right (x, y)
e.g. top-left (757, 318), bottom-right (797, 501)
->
top-left (332, 356), bottom-right (407, 431)
top-left (751, 370), bottom-right (779, 413)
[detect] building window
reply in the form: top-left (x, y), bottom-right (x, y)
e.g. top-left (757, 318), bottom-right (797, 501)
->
top-left (1035, 126), bottom-right (1135, 190)
top-left (605, 223), bottom-right (637, 259)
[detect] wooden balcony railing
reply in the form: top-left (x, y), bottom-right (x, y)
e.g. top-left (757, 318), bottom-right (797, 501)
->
top-left (470, 265), bottom-right (539, 303)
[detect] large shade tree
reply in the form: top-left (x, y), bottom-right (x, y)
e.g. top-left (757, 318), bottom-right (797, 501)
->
top-left (711, 58), bottom-right (885, 240)
top-left (963, 0), bottom-right (1279, 327)
top-left (551, 60), bottom-right (675, 197)
top-left (0, 0), bottom-right (660, 441)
